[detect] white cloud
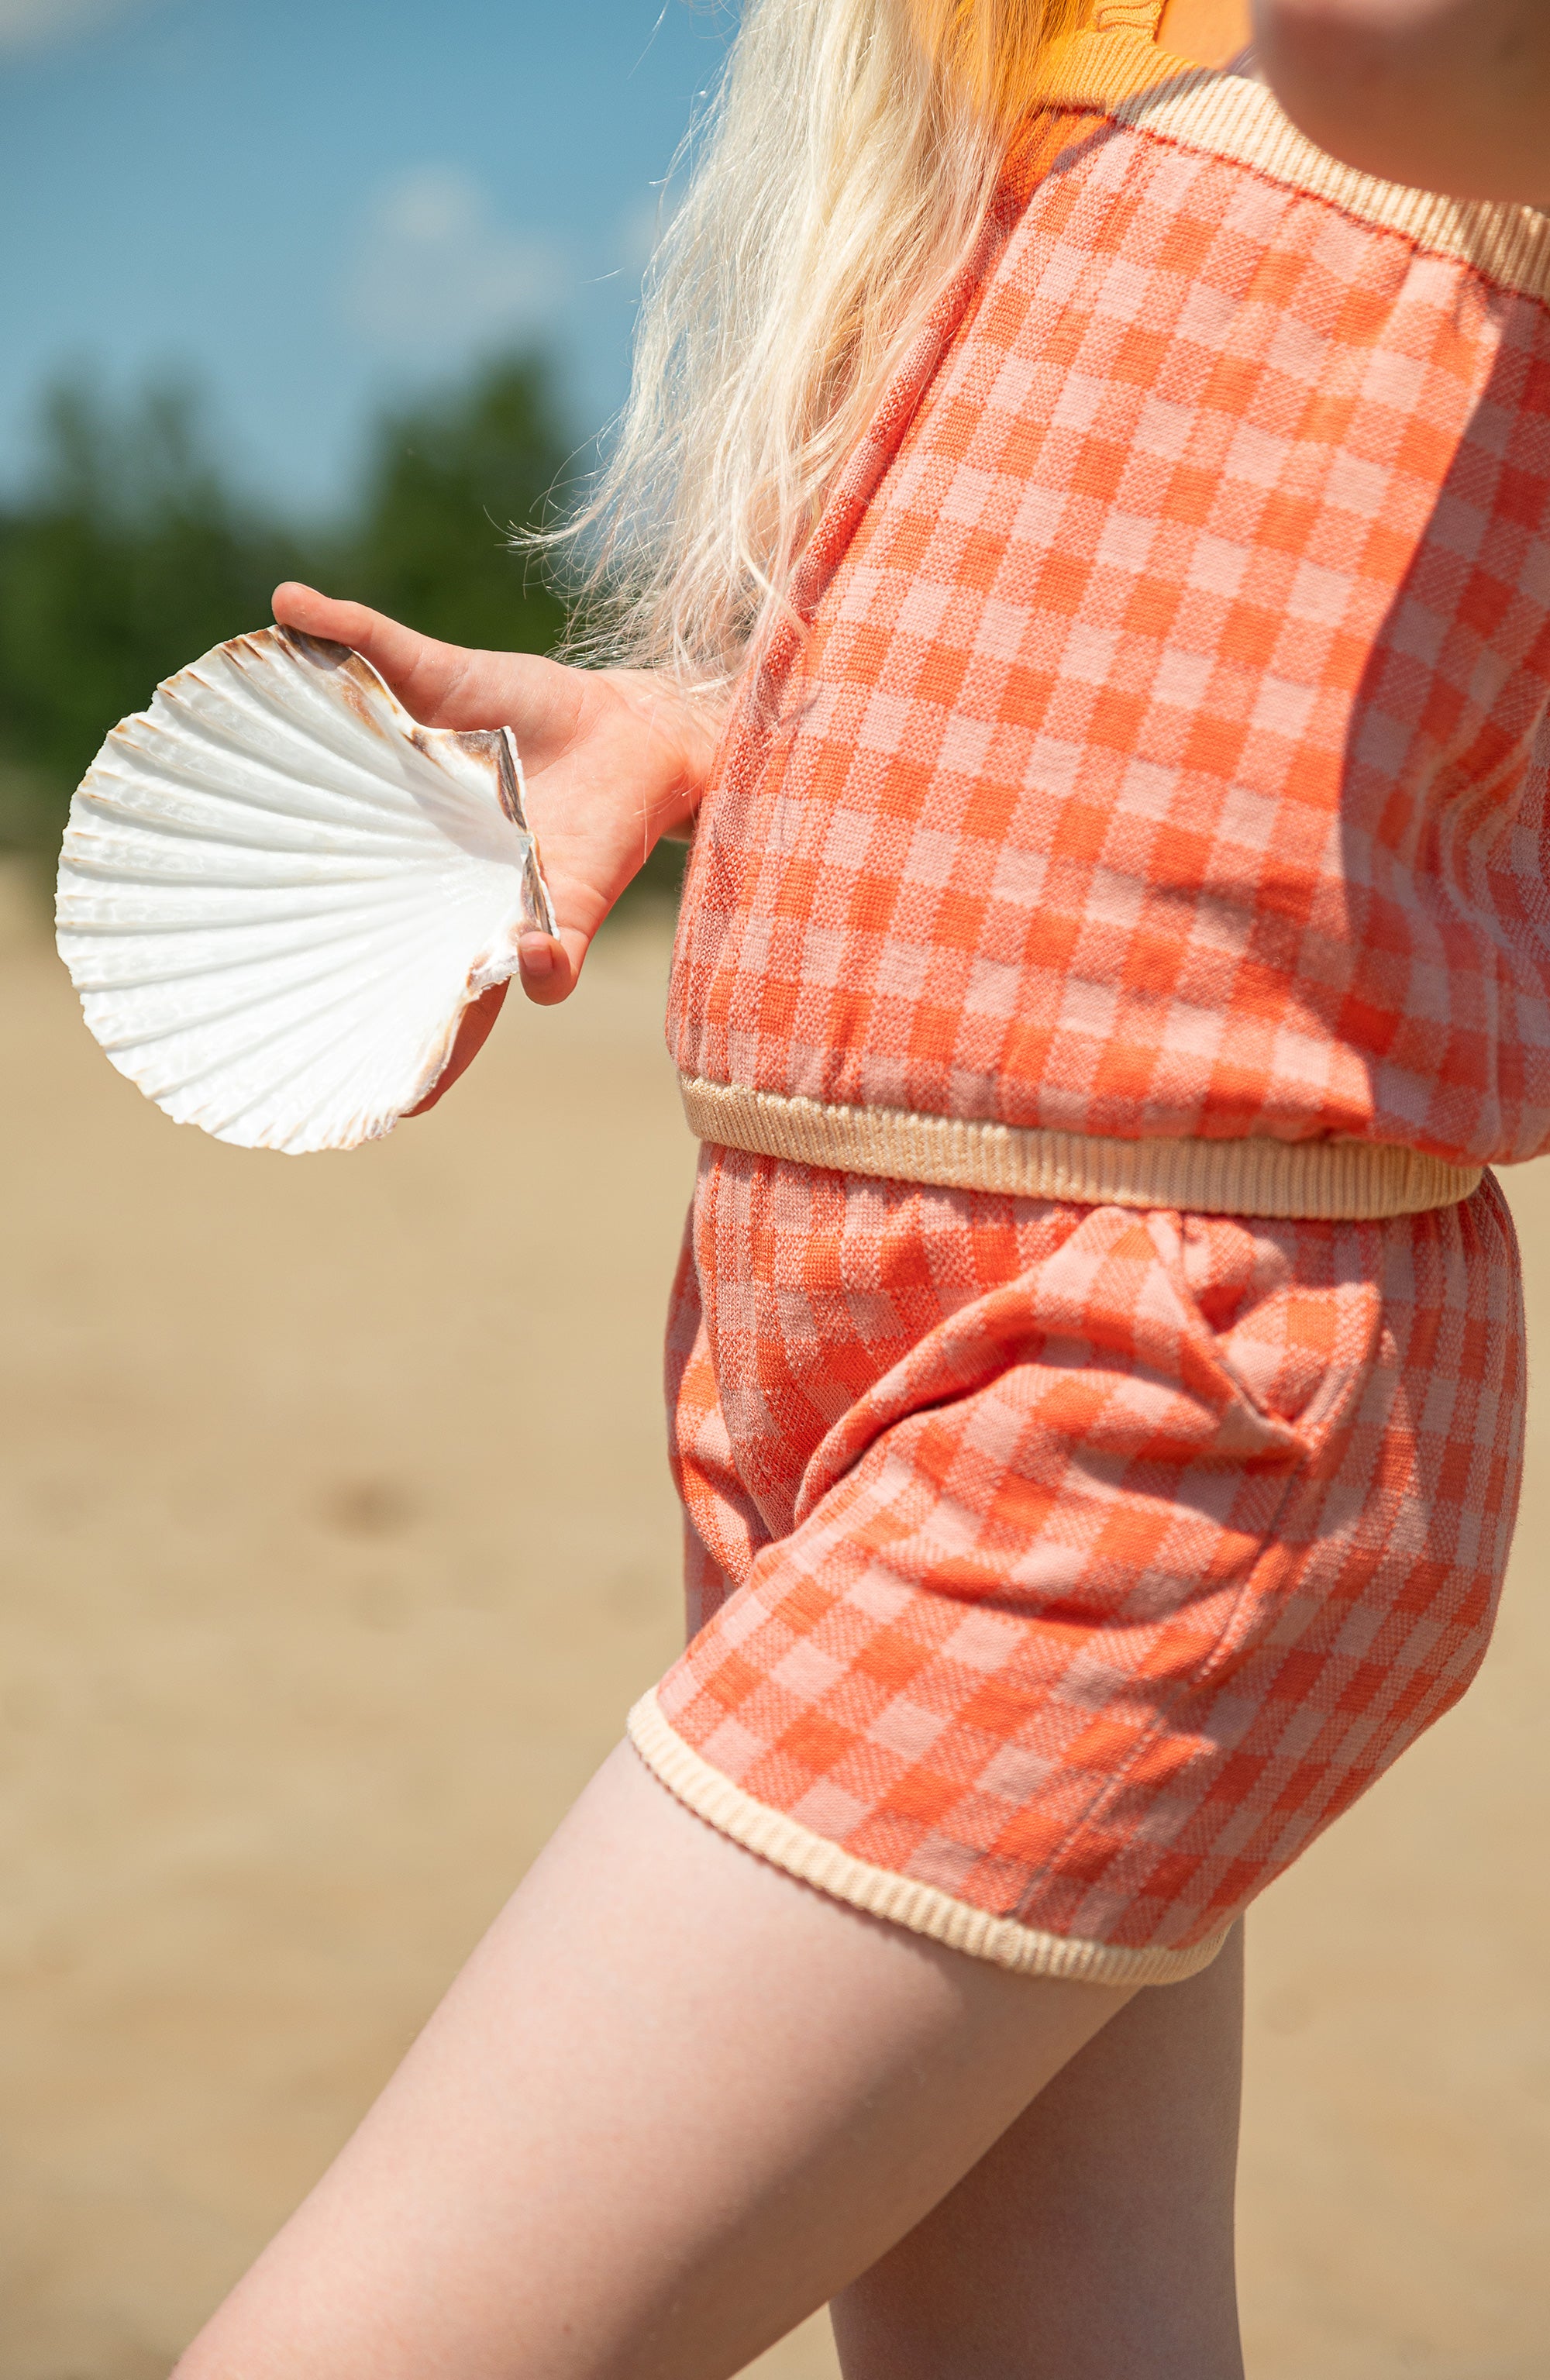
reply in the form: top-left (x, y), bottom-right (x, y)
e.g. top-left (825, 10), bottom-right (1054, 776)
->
top-left (346, 168), bottom-right (569, 360)
top-left (0, 0), bottom-right (158, 48)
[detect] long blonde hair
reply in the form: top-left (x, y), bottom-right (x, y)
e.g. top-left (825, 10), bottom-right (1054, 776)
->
top-left (553, 0), bottom-right (1082, 685)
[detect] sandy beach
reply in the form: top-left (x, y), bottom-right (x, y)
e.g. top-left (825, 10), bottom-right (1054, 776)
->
top-left (1, 859), bottom-right (1545, 2378)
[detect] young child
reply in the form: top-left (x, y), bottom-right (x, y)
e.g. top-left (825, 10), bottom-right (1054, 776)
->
top-left (178, 3), bottom-right (1550, 2372)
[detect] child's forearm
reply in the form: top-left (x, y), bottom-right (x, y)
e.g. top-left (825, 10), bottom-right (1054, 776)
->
top-left (1254, 0), bottom-right (1550, 207)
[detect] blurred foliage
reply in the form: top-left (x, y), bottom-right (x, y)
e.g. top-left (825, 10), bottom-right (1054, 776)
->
top-left (0, 353), bottom-right (688, 904)
top-left (350, 357), bottom-right (571, 658)
top-left (0, 380), bottom-right (312, 819)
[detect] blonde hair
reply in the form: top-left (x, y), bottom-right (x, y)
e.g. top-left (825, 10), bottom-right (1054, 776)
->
top-left (553, 0), bottom-right (1082, 686)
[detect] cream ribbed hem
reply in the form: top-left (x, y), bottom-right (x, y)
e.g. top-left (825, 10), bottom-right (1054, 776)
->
top-left (629, 1689), bottom-right (1230, 1988)
top-left (1042, 28), bottom-right (1550, 302)
top-left (679, 1076), bottom-right (1481, 1221)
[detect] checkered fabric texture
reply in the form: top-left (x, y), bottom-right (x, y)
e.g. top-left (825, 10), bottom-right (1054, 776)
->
top-left (653, 1159), bottom-right (1523, 1958)
top-left (669, 87), bottom-right (1550, 1166)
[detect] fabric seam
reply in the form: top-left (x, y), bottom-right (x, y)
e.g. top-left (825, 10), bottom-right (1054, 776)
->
top-left (627, 1688), bottom-right (1231, 1986)
top-left (678, 1076), bottom-right (1486, 1220)
top-left (1087, 107), bottom-right (1550, 320)
top-left (1028, 1287), bottom-right (1383, 1917)
top-left (1037, 36), bottom-right (1550, 312)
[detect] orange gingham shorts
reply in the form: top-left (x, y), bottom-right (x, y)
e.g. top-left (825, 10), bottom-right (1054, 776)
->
top-left (627, 1152), bottom-right (1525, 1985)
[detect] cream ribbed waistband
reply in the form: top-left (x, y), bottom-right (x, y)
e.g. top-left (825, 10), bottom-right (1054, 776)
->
top-left (679, 1076), bottom-right (1483, 1221)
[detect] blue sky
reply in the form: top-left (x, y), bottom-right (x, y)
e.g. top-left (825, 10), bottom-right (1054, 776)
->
top-left (0, 0), bottom-right (733, 515)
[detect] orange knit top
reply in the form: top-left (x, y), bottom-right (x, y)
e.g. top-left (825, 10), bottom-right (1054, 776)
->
top-left (669, 10), bottom-right (1550, 1172)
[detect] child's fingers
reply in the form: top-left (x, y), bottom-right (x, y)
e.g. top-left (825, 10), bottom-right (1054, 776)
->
top-left (516, 928), bottom-right (586, 1007)
top-left (271, 582), bottom-right (577, 742)
top-left (396, 926), bottom-right (586, 1127)
top-left (271, 582), bottom-right (475, 721)
top-left (404, 981), bottom-right (510, 1117)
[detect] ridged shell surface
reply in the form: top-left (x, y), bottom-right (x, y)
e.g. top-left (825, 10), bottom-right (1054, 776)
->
top-left (55, 627), bottom-right (556, 1154)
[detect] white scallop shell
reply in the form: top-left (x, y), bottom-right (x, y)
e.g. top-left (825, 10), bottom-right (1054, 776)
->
top-left (54, 626), bottom-right (557, 1155)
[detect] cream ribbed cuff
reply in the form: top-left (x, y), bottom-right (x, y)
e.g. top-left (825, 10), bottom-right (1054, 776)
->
top-left (629, 1689), bottom-right (1230, 1988)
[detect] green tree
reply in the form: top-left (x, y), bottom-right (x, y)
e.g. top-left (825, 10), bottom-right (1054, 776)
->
top-left (345, 354), bottom-right (683, 908)
top-left (0, 353), bottom-right (577, 858)
top-left (349, 354), bottom-right (572, 657)
top-left (0, 378), bottom-right (322, 852)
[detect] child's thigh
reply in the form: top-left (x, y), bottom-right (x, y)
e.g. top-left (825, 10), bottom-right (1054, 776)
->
top-left (832, 1925), bottom-right (1246, 2380)
top-left (174, 1742), bottom-right (1139, 2380)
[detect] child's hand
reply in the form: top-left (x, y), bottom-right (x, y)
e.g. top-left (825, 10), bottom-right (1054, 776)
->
top-left (270, 583), bottom-right (725, 1110)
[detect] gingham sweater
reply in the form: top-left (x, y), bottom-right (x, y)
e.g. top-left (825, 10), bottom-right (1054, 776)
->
top-left (669, 15), bottom-right (1550, 1169)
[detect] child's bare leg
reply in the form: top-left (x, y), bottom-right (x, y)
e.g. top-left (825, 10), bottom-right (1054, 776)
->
top-left (174, 1742), bottom-right (1139, 2380)
top-left (831, 1924), bottom-right (1245, 2380)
